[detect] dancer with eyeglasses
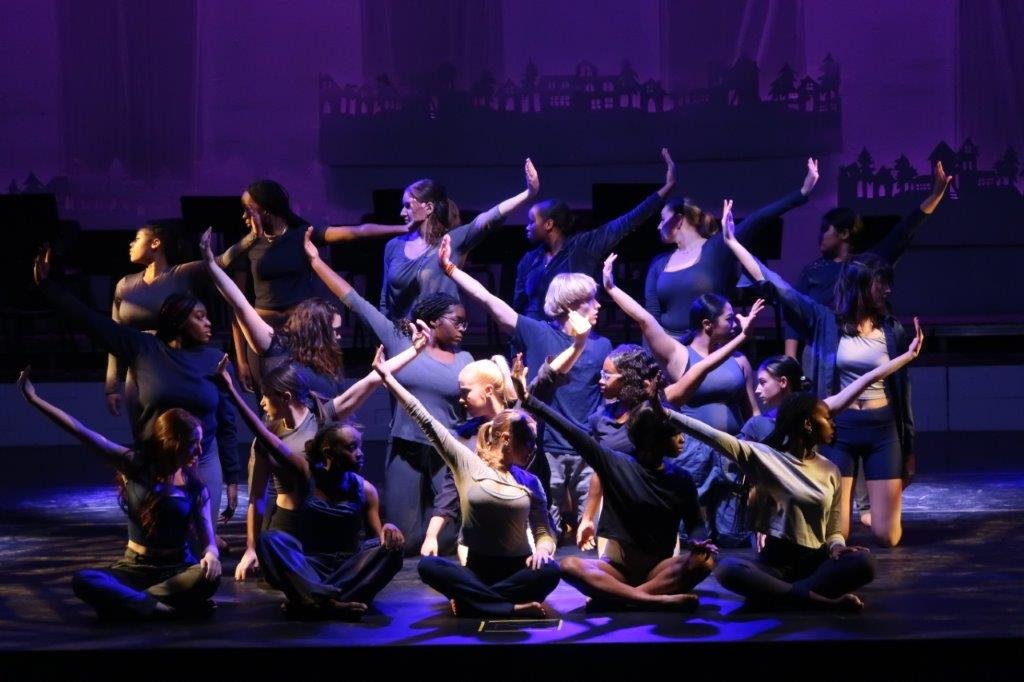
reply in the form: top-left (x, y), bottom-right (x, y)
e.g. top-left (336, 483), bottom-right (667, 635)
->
top-left (306, 230), bottom-right (471, 556)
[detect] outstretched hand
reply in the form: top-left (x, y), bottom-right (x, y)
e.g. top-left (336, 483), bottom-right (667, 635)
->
top-left (662, 147), bottom-right (677, 187)
top-left (721, 199), bottom-right (736, 243)
top-left (303, 226), bottom-right (319, 262)
top-left (214, 354), bottom-right (234, 390)
top-left (602, 253), bottom-right (618, 290)
top-left (932, 161), bottom-right (954, 197)
top-left (647, 369), bottom-right (665, 414)
top-left (510, 353), bottom-right (529, 402)
top-left (566, 310), bottom-right (591, 348)
top-left (735, 298), bottom-right (766, 334)
top-left (371, 344), bottom-right (390, 378)
top-left (199, 227), bottom-right (216, 263)
top-left (409, 320), bottom-right (432, 352)
top-left (801, 157), bottom-right (820, 196)
top-left (438, 233), bottom-right (453, 272)
top-left (33, 244), bottom-right (51, 285)
top-left (16, 366), bottom-right (36, 400)
top-left (906, 317), bottom-right (925, 358)
top-left (525, 158), bottom-right (540, 196)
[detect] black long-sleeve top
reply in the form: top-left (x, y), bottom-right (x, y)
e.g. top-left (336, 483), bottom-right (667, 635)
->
top-left (521, 392), bottom-right (705, 559)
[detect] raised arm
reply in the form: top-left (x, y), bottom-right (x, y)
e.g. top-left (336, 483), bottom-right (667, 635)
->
top-left (452, 158), bottom-right (539, 253)
top-left (526, 311), bottom-right (591, 403)
top-left (664, 298), bottom-right (765, 406)
top-left (372, 351), bottom-right (480, 475)
top-left (869, 162), bottom-right (952, 264)
top-left (323, 222), bottom-right (408, 243)
top-left (440, 233), bottom-right (519, 333)
top-left (824, 317), bottom-right (924, 414)
top-left (576, 149), bottom-right (675, 256)
top-left (18, 367), bottom-right (132, 467)
top-left (305, 228), bottom-right (408, 353)
top-left (511, 355), bottom-right (616, 477)
top-left (33, 248), bottom-right (145, 363)
top-left (215, 357), bottom-right (309, 479)
top-left (733, 158), bottom-right (817, 244)
top-left (200, 228), bottom-right (274, 353)
top-left (328, 333), bottom-right (429, 420)
top-left (722, 215), bottom-right (826, 339)
top-left (214, 215), bottom-right (261, 270)
top-left (602, 253), bottom-right (687, 378)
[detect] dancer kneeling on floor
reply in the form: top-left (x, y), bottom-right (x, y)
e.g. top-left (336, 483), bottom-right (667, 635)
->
top-left (217, 355), bottom-right (404, 620)
top-left (18, 368), bottom-right (221, 620)
top-left (372, 345), bottom-right (559, 618)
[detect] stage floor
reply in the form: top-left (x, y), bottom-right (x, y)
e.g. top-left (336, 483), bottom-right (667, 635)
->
top-left (2, 470), bottom-right (1022, 672)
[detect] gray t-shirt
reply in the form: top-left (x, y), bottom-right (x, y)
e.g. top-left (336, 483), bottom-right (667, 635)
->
top-left (341, 289), bottom-right (472, 444)
top-left (403, 393), bottom-right (552, 557)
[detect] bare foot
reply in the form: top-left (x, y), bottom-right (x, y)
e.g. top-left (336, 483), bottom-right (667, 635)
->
top-left (859, 511), bottom-right (872, 527)
top-left (324, 599), bottom-right (368, 621)
top-left (512, 601), bottom-right (549, 618)
top-left (831, 593), bottom-right (865, 613)
top-left (652, 593), bottom-right (699, 612)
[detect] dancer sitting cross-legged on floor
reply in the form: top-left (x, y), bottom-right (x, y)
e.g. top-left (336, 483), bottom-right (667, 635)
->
top-left (217, 352), bottom-right (408, 621)
top-left (372, 343), bottom-right (560, 619)
top-left (511, 354), bottom-right (716, 612)
top-left (18, 368), bottom-right (221, 620)
top-left (665, 390), bottom-right (892, 611)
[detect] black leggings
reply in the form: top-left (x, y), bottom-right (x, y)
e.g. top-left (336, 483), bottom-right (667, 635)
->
top-left (715, 536), bottom-right (875, 608)
top-left (418, 553), bottom-right (561, 616)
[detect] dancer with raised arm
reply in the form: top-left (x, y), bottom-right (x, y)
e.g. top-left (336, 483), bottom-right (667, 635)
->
top-left (307, 230), bottom-right (471, 555)
top-left (645, 159), bottom-right (818, 338)
top-left (441, 234), bottom-right (611, 538)
top-left (514, 149), bottom-right (676, 319)
top-left (219, 179), bottom-right (407, 391)
top-left (373, 352), bottom-right (559, 618)
top-left (381, 160), bottom-right (539, 319)
top-left (19, 369), bottom-right (220, 620)
top-left (513, 357), bottom-right (715, 612)
top-left (33, 248), bottom-right (236, 528)
top-left (218, 355), bottom-right (405, 620)
top-left (666, 396), bottom-right (877, 612)
top-left (723, 209), bottom-right (924, 547)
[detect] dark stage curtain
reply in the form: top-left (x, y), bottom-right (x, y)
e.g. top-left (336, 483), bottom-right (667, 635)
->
top-left (956, 0), bottom-right (1024, 153)
top-left (360, 0), bottom-right (504, 90)
top-left (57, 0), bottom-right (198, 180)
top-left (659, 0), bottom-right (805, 94)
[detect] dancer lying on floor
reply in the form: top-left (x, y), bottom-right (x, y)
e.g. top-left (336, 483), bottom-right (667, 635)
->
top-left (512, 355), bottom-right (715, 612)
top-left (372, 347), bottom-right (560, 619)
top-left (18, 368), bottom-right (221, 620)
top-left (217, 352), bottom-right (406, 620)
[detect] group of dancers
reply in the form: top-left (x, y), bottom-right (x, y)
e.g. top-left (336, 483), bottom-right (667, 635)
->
top-left (19, 147), bottom-right (953, 620)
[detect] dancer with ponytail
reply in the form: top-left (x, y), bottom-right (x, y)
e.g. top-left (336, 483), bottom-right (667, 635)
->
top-left (645, 159), bottom-right (819, 339)
top-left (381, 160), bottom-right (539, 319)
top-left (373, 352), bottom-right (559, 619)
